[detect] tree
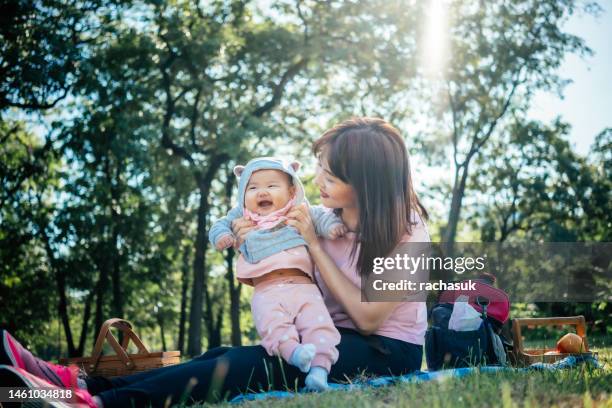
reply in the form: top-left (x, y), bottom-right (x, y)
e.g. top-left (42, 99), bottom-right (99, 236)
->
top-left (145, 0), bottom-right (340, 355)
top-left (435, 1), bottom-right (596, 246)
top-left (467, 123), bottom-right (611, 333)
top-left (3, 0), bottom-right (609, 356)
top-left (467, 118), bottom-right (581, 242)
top-left (0, 0), bottom-right (120, 110)
top-left (580, 128), bottom-right (612, 241)
top-left (0, 121), bottom-right (58, 346)
top-left (3, 0), bottom-right (424, 355)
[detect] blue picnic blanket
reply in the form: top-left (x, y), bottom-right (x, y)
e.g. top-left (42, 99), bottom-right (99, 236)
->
top-left (230, 355), bottom-right (601, 403)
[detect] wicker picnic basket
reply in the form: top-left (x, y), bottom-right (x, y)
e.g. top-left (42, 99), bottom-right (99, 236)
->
top-left (511, 316), bottom-right (596, 366)
top-left (60, 318), bottom-right (180, 377)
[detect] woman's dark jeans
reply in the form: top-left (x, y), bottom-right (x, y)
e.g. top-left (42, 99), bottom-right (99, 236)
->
top-left (86, 327), bottom-right (422, 407)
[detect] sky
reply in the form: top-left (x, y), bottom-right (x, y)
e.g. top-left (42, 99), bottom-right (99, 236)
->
top-left (528, 0), bottom-right (612, 155)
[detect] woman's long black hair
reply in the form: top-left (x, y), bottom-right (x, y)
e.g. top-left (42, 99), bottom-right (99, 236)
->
top-left (313, 117), bottom-right (428, 278)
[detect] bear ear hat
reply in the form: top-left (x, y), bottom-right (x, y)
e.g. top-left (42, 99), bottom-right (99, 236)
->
top-left (289, 161), bottom-right (301, 172)
top-left (233, 165), bottom-right (245, 178)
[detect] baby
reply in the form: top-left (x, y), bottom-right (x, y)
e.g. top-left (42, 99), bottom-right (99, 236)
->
top-left (209, 157), bottom-right (345, 390)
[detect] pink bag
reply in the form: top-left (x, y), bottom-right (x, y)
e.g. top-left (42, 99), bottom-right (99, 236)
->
top-left (438, 275), bottom-right (510, 325)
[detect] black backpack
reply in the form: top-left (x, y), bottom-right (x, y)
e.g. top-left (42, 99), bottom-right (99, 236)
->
top-left (425, 277), bottom-right (511, 371)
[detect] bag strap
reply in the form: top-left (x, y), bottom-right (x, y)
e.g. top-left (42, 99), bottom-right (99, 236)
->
top-left (484, 320), bottom-right (508, 365)
top-left (89, 318), bottom-right (150, 372)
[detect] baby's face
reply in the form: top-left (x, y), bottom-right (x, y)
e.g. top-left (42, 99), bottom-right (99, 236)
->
top-left (244, 169), bottom-right (295, 216)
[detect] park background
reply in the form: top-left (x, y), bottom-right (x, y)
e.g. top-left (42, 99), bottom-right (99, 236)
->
top-left (1, 0), bottom-right (610, 366)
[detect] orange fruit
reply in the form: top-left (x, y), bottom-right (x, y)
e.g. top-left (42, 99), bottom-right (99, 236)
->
top-left (556, 333), bottom-right (585, 354)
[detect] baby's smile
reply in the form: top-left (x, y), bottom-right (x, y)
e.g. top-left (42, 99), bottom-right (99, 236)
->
top-left (244, 169), bottom-right (296, 217)
top-left (256, 199), bottom-right (275, 212)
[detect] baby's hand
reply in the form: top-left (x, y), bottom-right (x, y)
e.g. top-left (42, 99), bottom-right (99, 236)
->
top-left (328, 223), bottom-right (348, 239)
top-left (216, 234), bottom-right (236, 250)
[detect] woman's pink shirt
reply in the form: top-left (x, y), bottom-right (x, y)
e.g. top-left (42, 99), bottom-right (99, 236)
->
top-left (314, 212), bottom-right (430, 345)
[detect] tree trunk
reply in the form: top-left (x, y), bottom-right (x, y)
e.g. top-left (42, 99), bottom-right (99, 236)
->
top-left (111, 245), bottom-right (122, 317)
top-left (109, 162), bottom-right (123, 320)
top-left (187, 156), bottom-right (226, 355)
top-left (158, 312), bottom-right (167, 351)
top-left (207, 298), bottom-right (224, 349)
top-left (226, 247), bottom-right (242, 346)
top-left (223, 169), bottom-right (241, 346)
top-left (56, 268), bottom-right (77, 356)
top-left (41, 230), bottom-right (77, 356)
top-left (178, 245), bottom-right (190, 354)
top-left (443, 163), bottom-right (470, 252)
top-left (93, 251), bottom-right (110, 344)
top-left (77, 291), bottom-right (94, 356)
top-left (187, 181), bottom-right (210, 356)
top-left (203, 275), bottom-right (218, 349)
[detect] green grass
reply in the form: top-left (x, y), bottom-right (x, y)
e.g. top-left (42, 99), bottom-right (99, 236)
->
top-left (194, 343), bottom-right (611, 408)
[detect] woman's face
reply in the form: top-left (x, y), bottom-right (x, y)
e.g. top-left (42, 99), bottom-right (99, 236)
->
top-left (314, 155), bottom-right (357, 209)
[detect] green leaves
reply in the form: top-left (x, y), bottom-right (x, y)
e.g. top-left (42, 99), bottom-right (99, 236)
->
top-left (1, 0), bottom-right (608, 354)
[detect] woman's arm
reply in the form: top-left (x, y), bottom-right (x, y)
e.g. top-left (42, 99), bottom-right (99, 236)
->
top-left (309, 244), bottom-right (398, 335)
top-left (287, 204), bottom-right (397, 335)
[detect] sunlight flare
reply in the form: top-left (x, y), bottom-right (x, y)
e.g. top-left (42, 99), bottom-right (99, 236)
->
top-left (420, 0), bottom-right (451, 77)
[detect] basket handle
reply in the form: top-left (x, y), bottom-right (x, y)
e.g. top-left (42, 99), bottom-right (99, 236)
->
top-left (512, 316), bottom-right (588, 354)
top-left (89, 318), bottom-right (150, 372)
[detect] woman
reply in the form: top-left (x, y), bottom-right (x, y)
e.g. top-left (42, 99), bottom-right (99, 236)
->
top-left (0, 117), bottom-right (429, 407)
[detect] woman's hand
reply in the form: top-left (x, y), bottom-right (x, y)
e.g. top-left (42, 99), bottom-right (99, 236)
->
top-left (286, 203), bottom-right (319, 248)
top-left (231, 216), bottom-right (256, 249)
